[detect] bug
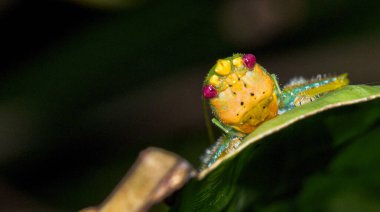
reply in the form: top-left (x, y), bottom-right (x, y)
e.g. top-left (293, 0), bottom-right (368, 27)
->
top-left (201, 53), bottom-right (349, 168)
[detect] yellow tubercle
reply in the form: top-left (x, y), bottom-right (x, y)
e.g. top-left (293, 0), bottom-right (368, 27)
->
top-left (232, 57), bottom-right (244, 68)
top-left (226, 73), bottom-right (238, 85)
top-left (215, 59), bottom-right (231, 75)
top-left (209, 75), bottom-right (220, 86)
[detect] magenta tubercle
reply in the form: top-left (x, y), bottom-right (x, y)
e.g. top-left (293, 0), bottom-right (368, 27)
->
top-left (243, 54), bottom-right (256, 69)
top-left (203, 85), bottom-right (217, 99)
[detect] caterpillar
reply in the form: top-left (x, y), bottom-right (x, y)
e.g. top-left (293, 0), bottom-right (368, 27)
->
top-left (201, 53), bottom-right (349, 168)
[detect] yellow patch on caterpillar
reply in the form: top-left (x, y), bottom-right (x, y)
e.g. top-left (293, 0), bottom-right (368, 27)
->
top-left (232, 57), bottom-right (244, 68)
top-left (209, 75), bottom-right (220, 86)
top-left (226, 73), bottom-right (239, 85)
top-left (215, 59), bottom-right (231, 75)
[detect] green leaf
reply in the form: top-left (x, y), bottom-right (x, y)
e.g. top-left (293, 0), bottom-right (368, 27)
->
top-left (171, 85), bottom-right (380, 211)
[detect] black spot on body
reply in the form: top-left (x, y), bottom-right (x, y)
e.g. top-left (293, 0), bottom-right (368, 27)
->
top-left (250, 93), bottom-right (254, 96)
top-left (241, 102), bottom-right (244, 106)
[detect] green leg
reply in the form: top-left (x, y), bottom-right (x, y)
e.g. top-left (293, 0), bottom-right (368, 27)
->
top-left (271, 74), bottom-right (283, 107)
top-left (212, 118), bottom-right (231, 134)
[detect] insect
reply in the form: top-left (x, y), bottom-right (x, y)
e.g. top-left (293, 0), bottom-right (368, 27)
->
top-left (201, 53), bottom-right (349, 168)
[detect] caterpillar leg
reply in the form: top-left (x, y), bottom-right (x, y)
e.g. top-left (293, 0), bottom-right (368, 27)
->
top-left (293, 94), bottom-right (319, 106)
top-left (200, 133), bottom-right (243, 169)
top-left (270, 74), bottom-right (283, 107)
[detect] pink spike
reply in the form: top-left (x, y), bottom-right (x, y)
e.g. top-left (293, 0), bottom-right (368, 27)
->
top-left (243, 54), bottom-right (256, 69)
top-left (203, 85), bottom-right (217, 99)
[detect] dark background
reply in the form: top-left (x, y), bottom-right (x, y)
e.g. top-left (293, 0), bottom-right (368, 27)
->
top-left (0, 0), bottom-right (379, 210)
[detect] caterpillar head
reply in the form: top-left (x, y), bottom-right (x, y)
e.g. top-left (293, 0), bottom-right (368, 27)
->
top-left (203, 54), bottom-right (278, 134)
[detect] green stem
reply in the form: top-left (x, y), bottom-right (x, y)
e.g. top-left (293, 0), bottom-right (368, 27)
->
top-left (212, 118), bottom-right (230, 134)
